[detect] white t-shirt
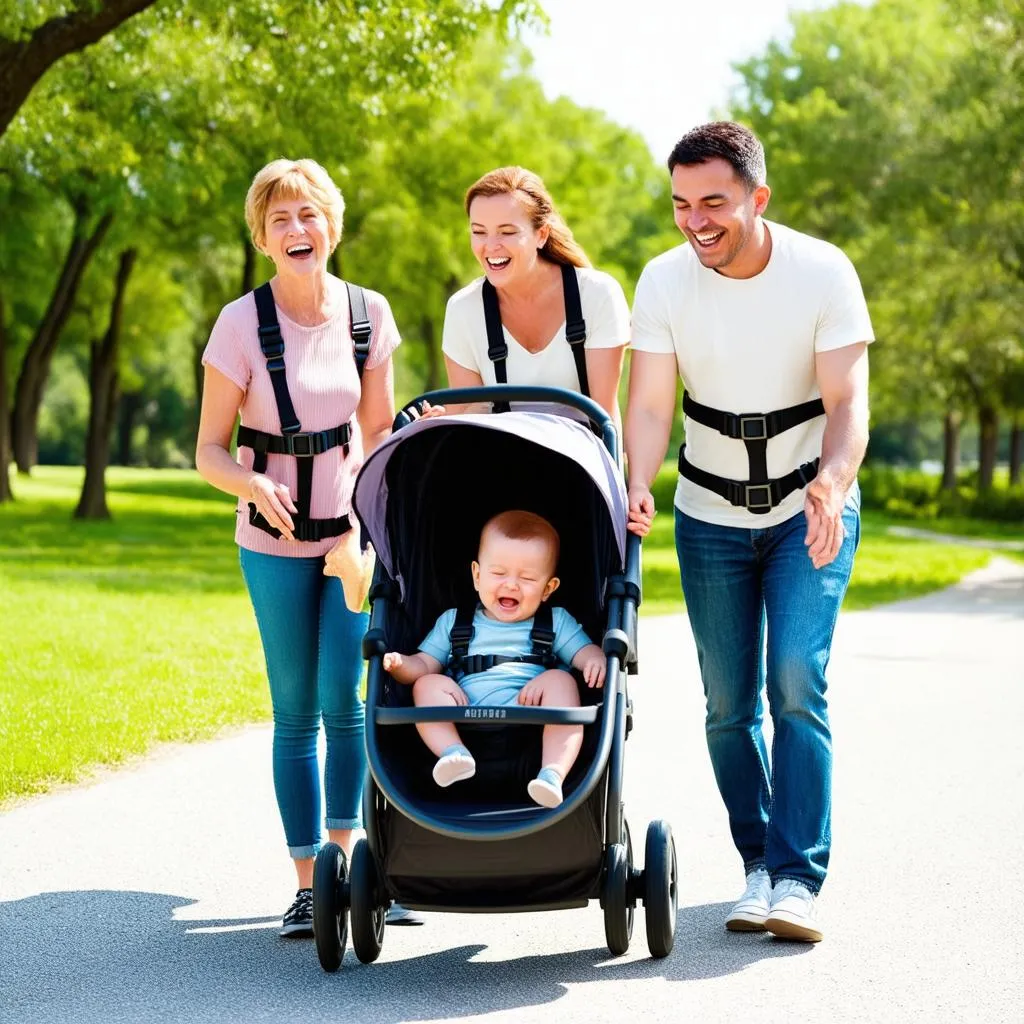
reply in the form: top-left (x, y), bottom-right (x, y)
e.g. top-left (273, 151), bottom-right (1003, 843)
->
top-left (631, 220), bottom-right (874, 528)
top-left (442, 266), bottom-right (630, 394)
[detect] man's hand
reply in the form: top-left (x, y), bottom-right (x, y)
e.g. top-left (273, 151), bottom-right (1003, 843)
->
top-left (627, 483), bottom-right (655, 537)
top-left (803, 468), bottom-right (846, 569)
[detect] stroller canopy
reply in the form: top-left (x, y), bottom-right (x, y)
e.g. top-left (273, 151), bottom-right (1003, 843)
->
top-left (354, 412), bottom-right (628, 585)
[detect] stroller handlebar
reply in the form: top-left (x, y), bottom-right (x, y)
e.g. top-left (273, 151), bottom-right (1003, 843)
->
top-left (394, 386), bottom-right (619, 462)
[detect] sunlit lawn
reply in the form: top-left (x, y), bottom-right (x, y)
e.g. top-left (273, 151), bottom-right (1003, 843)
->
top-left (1, 464), bottom-right (1017, 804)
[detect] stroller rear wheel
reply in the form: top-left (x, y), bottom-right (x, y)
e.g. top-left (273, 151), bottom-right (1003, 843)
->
top-left (349, 839), bottom-right (387, 964)
top-left (602, 821), bottom-right (634, 956)
top-left (643, 820), bottom-right (678, 958)
top-left (313, 842), bottom-right (349, 972)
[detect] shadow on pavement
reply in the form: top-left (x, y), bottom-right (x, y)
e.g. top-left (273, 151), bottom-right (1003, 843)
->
top-left (0, 891), bottom-right (810, 1024)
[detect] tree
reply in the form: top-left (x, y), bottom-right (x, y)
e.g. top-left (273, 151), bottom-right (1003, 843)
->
top-left (0, 0), bottom-right (158, 139)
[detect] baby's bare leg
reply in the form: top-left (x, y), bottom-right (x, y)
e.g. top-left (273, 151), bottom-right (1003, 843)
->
top-left (412, 674), bottom-right (466, 756)
top-left (533, 669), bottom-right (584, 780)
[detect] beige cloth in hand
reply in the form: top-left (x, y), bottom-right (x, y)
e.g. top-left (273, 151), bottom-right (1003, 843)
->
top-left (323, 529), bottom-right (376, 612)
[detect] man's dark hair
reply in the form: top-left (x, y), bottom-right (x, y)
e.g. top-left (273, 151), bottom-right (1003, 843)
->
top-left (667, 121), bottom-right (767, 191)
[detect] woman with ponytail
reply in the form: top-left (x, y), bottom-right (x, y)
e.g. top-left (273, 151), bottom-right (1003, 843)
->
top-left (442, 166), bottom-right (630, 420)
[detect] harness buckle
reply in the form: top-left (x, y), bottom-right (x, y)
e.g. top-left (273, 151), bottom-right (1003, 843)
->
top-left (744, 484), bottom-right (773, 511)
top-left (257, 326), bottom-right (285, 359)
top-left (565, 320), bottom-right (586, 344)
top-left (266, 355), bottom-right (286, 374)
top-left (288, 433), bottom-right (313, 457)
top-left (739, 415), bottom-right (769, 441)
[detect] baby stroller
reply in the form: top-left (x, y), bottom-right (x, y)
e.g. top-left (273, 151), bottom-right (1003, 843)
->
top-left (311, 385), bottom-right (677, 970)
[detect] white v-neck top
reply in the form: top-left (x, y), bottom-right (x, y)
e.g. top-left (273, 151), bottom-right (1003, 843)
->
top-left (441, 266), bottom-right (630, 391)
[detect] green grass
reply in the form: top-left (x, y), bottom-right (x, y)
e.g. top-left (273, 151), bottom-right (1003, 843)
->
top-left (1, 464), bottom-right (1018, 804)
top-left (0, 467), bottom-right (269, 805)
top-left (638, 464), bottom-right (1014, 616)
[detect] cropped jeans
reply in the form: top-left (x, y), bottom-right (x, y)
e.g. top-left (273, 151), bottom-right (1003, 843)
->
top-left (239, 548), bottom-right (368, 859)
top-left (674, 498), bottom-right (860, 893)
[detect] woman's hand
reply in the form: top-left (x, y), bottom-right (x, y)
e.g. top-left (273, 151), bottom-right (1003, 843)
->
top-left (627, 483), bottom-right (655, 537)
top-left (249, 474), bottom-right (297, 541)
top-left (405, 399), bottom-right (447, 421)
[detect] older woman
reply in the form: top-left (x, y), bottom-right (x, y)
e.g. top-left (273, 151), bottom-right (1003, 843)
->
top-left (196, 158), bottom-right (418, 935)
top-left (442, 166), bottom-right (630, 420)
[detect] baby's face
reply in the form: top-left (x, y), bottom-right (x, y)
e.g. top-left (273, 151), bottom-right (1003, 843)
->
top-left (472, 534), bottom-right (558, 623)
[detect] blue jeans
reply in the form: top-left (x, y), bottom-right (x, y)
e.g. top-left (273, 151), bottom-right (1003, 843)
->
top-left (674, 501), bottom-right (860, 893)
top-left (239, 548), bottom-right (369, 859)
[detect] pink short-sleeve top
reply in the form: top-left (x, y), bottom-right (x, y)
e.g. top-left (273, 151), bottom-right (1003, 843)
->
top-left (201, 283), bottom-right (401, 558)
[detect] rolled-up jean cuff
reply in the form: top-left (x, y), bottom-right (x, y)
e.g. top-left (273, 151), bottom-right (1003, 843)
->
top-left (288, 843), bottom-right (320, 860)
top-left (326, 817), bottom-right (362, 830)
top-left (744, 857), bottom-right (766, 874)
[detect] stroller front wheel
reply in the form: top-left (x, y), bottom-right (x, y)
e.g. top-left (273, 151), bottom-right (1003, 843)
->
top-left (313, 842), bottom-right (349, 972)
top-left (602, 829), bottom-right (634, 956)
top-left (349, 839), bottom-right (387, 964)
top-left (643, 820), bottom-right (678, 958)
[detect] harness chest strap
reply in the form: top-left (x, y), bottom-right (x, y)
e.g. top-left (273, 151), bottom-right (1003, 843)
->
top-left (448, 602), bottom-right (558, 678)
top-left (238, 281), bottom-right (372, 542)
top-left (678, 392), bottom-right (826, 514)
top-left (481, 263), bottom-right (588, 414)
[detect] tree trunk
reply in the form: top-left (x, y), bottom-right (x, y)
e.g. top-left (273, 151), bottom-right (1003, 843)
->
top-left (1010, 413), bottom-right (1021, 487)
top-left (977, 404), bottom-right (999, 492)
top-left (115, 390), bottom-right (142, 465)
top-left (0, 0), bottom-right (158, 140)
top-left (941, 409), bottom-right (961, 491)
top-left (75, 249), bottom-right (137, 520)
top-left (0, 290), bottom-right (12, 503)
top-left (12, 205), bottom-right (114, 472)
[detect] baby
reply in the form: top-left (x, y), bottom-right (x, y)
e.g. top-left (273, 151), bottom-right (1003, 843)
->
top-left (383, 510), bottom-right (605, 808)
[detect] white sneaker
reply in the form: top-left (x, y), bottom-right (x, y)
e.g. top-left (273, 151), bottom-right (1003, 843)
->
top-left (725, 867), bottom-right (772, 932)
top-left (765, 878), bottom-right (823, 942)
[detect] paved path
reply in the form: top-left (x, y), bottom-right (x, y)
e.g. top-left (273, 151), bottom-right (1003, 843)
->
top-left (2, 559), bottom-right (1023, 1024)
top-left (885, 524), bottom-right (1024, 551)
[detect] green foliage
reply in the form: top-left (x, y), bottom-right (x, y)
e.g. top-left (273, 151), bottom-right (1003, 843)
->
top-left (730, 0), bottom-right (1023, 439)
top-left (859, 464), bottom-right (1024, 524)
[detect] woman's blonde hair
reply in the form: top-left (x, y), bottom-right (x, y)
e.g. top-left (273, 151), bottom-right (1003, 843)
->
top-left (464, 166), bottom-right (590, 269)
top-left (245, 159), bottom-right (345, 253)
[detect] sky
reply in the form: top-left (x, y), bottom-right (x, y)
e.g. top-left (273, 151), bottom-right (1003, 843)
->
top-left (521, 0), bottom-right (842, 162)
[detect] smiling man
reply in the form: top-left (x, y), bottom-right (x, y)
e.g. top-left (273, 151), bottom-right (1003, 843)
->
top-left (624, 121), bottom-right (873, 942)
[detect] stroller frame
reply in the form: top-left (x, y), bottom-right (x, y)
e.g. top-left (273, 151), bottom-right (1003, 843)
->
top-left (312, 386), bottom-right (677, 970)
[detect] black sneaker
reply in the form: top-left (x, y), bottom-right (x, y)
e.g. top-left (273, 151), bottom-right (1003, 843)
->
top-left (280, 888), bottom-right (314, 937)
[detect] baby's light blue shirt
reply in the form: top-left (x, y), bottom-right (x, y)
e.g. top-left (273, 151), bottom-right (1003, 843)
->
top-left (419, 605), bottom-right (592, 706)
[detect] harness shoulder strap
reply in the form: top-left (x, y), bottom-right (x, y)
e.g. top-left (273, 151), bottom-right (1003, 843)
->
top-left (529, 602), bottom-right (557, 665)
top-left (449, 603), bottom-right (477, 664)
top-left (560, 264), bottom-right (589, 397)
top-left (254, 283), bottom-right (300, 434)
top-left (481, 279), bottom-right (511, 413)
top-left (345, 282), bottom-right (372, 381)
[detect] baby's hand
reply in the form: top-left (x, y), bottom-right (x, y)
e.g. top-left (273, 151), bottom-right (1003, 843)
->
top-left (517, 678), bottom-right (545, 706)
top-left (581, 650), bottom-right (606, 688)
top-left (383, 652), bottom-right (403, 674)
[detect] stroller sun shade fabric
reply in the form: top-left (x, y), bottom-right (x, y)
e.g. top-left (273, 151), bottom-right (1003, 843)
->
top-left (352, 412), bottom-right (628, 597)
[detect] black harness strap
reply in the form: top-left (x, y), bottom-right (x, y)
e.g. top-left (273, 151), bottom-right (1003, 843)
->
top-left (239, 281), bottom-right (370, 542)
top-left (678, 392), bottom-right (825, 515)
top-left (448, 602), bottom-right (559, 679)
top-left (347, 282), bottom-right (372, 378)
top-left (561, 263), bottom-right (589, 397)
top-left (481, 265), bottom-right (589, 413)
top-left (481, 279), bottom-right (511, 413)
